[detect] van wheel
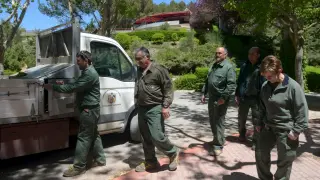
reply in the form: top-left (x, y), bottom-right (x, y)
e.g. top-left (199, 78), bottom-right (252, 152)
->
top-left (128, 110), bottom-right (142, 143)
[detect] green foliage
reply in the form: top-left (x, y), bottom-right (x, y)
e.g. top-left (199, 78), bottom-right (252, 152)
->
top-left (3, 69), bottom-right (17, 75)
top-left (151, 33), bottom-right (165, 44)
top-left (115, 33), bottom-right (132, 50)
top-left (155, 42), bottom-right (219, 75)
top-left (305, 66), bottom-right (320, 93)
top-left (4, 37), bottom-right (36, 71)
top-left (174, 74), bottom-right (200, 90)
top-left (171, 33), bottom-right (179, 45)
top-left (194, 67), bottom-right (209, 81)
top-left (179, 32), bottom-right (200, 52)
top-left (159, 22), bottom-right (170, 30)
top-left (127, 30), bottom-right (187, 42)
top-left (174, 67), bottom-right (241, 91)
top-left (305, 24), bottom-right (320, 66)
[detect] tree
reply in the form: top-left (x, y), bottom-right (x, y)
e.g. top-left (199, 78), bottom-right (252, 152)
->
top-left (189, 0), bottom-right (241, 33)
top-left (0, 0), bottom-right (32, 69)
top-left (39, 0), bottom-right (139, 37)
top-left (225, 0), bottom-right (320, 89)
top-left (38, 0), bottom-right (97, 23)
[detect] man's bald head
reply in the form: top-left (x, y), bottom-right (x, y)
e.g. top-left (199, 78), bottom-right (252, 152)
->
top-left (215, 47), bottom-right (228, 62)
top-left (248, 47), bottom-right (260, 64)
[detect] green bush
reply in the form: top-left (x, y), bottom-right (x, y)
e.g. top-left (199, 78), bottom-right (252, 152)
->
top-left (115, 33), bottom-right (132, 50)
top-left (174, 74), bottom-right (200, 90)
top-left (174, 67), bottom-right (241, 91)
top-left (127, 30), bottom-right (187, 42)
top-left (152, 33), bottom-right (165, 44)
top-left (195, 67), bottom-right (209, 81)
top-left (171, 33), bottom-right (179, 45)
top-left (160, 22), bottom-right (170, 30)
top-left (305, 66), bottom-right (320, 92)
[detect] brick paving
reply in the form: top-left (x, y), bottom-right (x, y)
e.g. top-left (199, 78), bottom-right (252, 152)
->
top-left (114, 130), bottom-right (320, 180)
top-left (114, 92), bottom-right (320, 180)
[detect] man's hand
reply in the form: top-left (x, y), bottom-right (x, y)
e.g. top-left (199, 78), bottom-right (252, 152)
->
top-left (201, 95), bottom-right (206, 103)
top-left (217, 98), bottom-right (225, 105)
top-left (162, 107), bottom-right (170, 120)
top-left (56, 80), bottom-right (64, 85)
top-left (288, 131), bottom-right (299, 140)
top-left (235, 96), bottom-right (240, 106)
top-left (256, 126), bottom-right (262, 133)
top-left (43, 84), bottom-right (53, 90)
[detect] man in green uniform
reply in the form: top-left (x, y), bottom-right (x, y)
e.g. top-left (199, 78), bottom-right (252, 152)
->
top-left (201, 47), bottom-right (237, 156)
top-left (134, 47), bottom-right (179, 172)
top-left (44, 51), bottom-right (106, 177)
top-left (235, 47), bottom-right (266, 150)
top-left (256, 55), bottom-right (308, 180)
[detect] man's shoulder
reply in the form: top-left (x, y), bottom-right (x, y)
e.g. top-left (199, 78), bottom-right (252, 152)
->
top-left (86, 66), bottom-right (99, 79)
top-left (152, 63), bottom-right (168, 72)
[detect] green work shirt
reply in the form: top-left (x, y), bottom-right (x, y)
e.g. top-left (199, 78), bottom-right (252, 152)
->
top-left (135, 63), bottom-right (173, 107)
top-left (258, 74), bottom-right (308, 134)
top-left (52, 65), bottom-right (100, 110)
top-left (235, 60), bottom-right (266, 98)
top-left (202, 59), bottom-right (237, 99)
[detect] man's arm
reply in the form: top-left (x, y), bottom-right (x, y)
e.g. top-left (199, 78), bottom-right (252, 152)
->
top-left (159, 67), bottom-right (173, 108)
top-left (221, 67), bottom-right (237, 100)
top-left (291, 85), bottom-right (309, 134)
top-left (53, 73), bottom-right (93, 93)
top-left (235, 65), bottom-right (244, 97)
top-left (257, 93), bottom-right (266, 127)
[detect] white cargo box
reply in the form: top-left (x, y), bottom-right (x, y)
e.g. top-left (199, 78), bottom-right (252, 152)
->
top-left (0, 79), bottom-right (40, 119)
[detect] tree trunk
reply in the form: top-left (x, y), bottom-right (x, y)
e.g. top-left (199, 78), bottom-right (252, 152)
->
top-left (295, 44), bottom-right (304, 90)
top-left (0, 45), bottom-right (5, 72)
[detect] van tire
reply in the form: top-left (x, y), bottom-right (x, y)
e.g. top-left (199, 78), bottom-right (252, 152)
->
top-left (128, 110), bottom-right (142, 143)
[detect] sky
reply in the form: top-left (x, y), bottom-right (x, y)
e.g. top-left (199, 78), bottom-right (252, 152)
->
top-left (0, 0), bottom-right (193, 31)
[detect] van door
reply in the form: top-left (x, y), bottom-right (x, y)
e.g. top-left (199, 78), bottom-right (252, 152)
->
top-left (89, 41), bottom-right (135, 131)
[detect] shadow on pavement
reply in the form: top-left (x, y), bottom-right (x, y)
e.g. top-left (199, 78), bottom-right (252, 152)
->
top-left (223, 172), bottom-right (259, 180)
top-left (0, 132), bottom-right (139, 180)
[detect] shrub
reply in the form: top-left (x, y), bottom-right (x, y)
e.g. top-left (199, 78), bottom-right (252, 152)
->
top-left (174, 74), bottom-right (200, 90)
top-left (195, 67), bottom-right (209, 81)
top-left (127, 30), bottom-right (187, 42)
top-left (152, 33), bottom-right (165, 44)
top-left (305, 66), bottom-right (320, 92)
top-left (115, 33), bottom-right (132, 50)
top-left (171, 33), bottom-right (179, 45)
top-left (160, 22), bottom-right (170, 30)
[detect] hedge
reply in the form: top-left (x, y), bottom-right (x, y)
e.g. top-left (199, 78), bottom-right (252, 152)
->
top-left (174, 66), bottom-right (320, 93)
top-left (305, 66), bottom-right (320, 92)
top-left (127, 30), bottom-right (187, 42)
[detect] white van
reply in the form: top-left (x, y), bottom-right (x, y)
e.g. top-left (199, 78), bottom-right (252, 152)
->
top-left (0, 19), bottom-right (141, 159)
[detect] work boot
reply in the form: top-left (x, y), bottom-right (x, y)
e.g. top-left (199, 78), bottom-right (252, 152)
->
top-left (168, 149), bottom-right (180, 171)
top-left (213, 149), bottom-right (222, 156)
top-left (63, 166), bottom-right (85, 177)
top-left (135, 161), bottom-right (160, 172)
top-left (91, 160), bottom-right (106, 168)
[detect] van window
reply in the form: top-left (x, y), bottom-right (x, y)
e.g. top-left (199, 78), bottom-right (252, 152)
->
top-left (90, 41), bottom-right (134, 81)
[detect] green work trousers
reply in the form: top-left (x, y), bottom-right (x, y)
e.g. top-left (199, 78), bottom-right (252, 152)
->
top-left (238, 97), bottom-right (259, 143)
top-left (255, 127), bottom-right (299, 180)
top-left (208, 96), bottom-right (230, 150)
top-left (138, 104), bottom-right (177, 163)
top-left (74, 107), bottom-right (106, 170)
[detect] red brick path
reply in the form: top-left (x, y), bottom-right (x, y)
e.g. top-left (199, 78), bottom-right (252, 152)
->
top-left (114, 132), bottom-right (320, 180)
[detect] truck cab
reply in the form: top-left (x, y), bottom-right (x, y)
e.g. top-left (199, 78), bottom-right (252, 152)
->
top-left (0, 19), bottom-right (141, 160)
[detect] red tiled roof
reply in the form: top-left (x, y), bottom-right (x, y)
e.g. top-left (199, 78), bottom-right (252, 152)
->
top-left (134, 10), bottom-right (191, 24)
